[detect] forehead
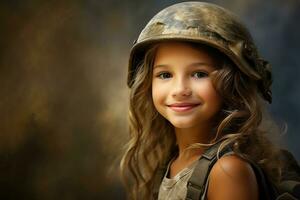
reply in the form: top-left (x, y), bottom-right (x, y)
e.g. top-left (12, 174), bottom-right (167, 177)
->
top-left (154, 41), bottom-right (220, 64)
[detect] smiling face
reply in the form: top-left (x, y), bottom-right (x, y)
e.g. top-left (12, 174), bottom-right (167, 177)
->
top-left (152, 42), bottom-right (223, 129)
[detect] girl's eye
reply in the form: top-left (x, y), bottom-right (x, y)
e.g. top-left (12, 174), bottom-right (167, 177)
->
top-left (157, 72), bottom-right (172, 79)
top-left (193, 71), bottom-right (208, 78)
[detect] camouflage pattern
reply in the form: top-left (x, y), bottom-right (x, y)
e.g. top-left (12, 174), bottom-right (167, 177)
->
top-left (128, 2), bottom-right (272, 103)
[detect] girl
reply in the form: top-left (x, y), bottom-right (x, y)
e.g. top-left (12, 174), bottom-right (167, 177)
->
top-left (121, 2), bottom-right (283, 200)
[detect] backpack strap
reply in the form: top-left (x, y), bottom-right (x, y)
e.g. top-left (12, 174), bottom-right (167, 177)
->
top-left (185, 141), bottom-right (280, 200)
top-left (245, 158), bottom-right (278, 200)
top-left (185, 141), bottom-right (232, 200)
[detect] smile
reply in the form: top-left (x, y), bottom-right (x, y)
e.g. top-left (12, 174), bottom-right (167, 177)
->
top-left (167, 103), bottom-right (200, 112)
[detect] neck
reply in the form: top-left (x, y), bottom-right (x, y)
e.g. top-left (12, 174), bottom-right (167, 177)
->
top-left (174, 123), bottom-right (214, 159)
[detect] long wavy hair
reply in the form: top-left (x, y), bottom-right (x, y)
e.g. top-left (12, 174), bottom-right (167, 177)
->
top-left (120, 41), bottom-right (282, 200)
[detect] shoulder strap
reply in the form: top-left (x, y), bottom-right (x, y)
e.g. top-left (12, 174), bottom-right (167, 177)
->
top-left (185, 141), bottom-right (280, 200)
top-left (185, 141), bottom-right (232, 200)
top-left (246, 158), bottom-right (278, 200)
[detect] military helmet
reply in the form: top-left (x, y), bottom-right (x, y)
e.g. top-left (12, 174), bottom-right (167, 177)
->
top-left (127, 2), bottom-right (272, 103)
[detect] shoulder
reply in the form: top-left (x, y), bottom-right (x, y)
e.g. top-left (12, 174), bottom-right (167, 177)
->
top-left (207, 154), bottom-right (259, 200)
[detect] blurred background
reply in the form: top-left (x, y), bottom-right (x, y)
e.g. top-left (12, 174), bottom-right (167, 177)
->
top-left (1, 0), bottom-right (299, 199)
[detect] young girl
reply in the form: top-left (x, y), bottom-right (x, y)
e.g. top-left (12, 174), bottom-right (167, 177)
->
top-left (121, 2), bottom-right (283, 200)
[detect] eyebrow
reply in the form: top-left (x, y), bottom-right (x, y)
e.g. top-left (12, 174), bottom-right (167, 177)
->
top-left (153, 62), bottom-right (214, 69)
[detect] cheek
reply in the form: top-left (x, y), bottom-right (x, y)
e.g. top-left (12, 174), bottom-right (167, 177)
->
top-left (206, 87), bottom-right (221, 102)
top-left (152, 81), bottom-right (167, 108)
top-left (208, 90), bottom-right (222, 111)
top-left (152, 82), bottom-right (162, 109)
top-left (195, 82), bottom-right (222, 107)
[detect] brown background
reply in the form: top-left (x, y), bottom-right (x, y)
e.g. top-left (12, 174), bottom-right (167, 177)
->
top-left (1, 0), bottom-right (299, 199)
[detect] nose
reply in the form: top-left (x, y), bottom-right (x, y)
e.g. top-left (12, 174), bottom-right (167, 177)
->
top-left (171, 77), bottom-right (192, 98)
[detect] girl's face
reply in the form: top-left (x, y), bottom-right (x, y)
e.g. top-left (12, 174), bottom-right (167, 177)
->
top-left (152, 42), bottom-right (222, 129)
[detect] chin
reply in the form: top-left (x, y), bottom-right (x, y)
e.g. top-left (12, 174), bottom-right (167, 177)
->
top-left (169, 119), bottom-right (198, 129)
top-left (173, 124), bottom-right (193, 129)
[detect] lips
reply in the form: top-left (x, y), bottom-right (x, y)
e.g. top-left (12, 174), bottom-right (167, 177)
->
top-left (167, 102), bottom-right (200, 112)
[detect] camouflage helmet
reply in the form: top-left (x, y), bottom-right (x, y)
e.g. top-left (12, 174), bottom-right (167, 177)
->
top-left (127, 2), bottom-right (272, 103)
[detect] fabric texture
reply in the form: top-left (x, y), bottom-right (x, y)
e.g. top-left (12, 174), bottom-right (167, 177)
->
top-left (158, 156), bottom-right (198, 200)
